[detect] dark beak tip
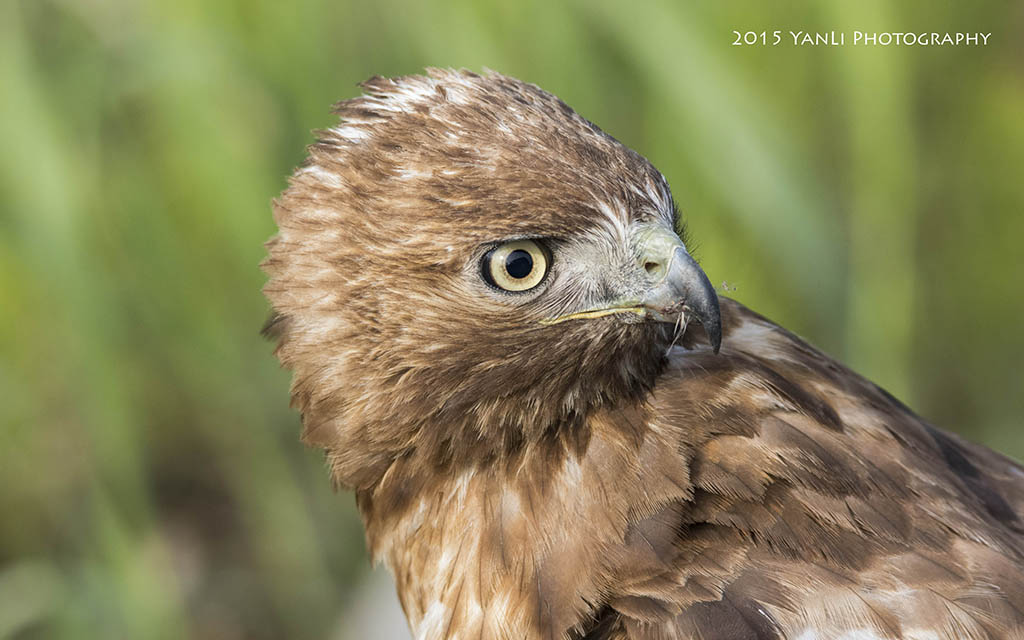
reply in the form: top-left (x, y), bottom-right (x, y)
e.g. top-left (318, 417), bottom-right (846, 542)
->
top-left (709, 323), bottom-right (722, 354)
top-left (696, 302), bottom-right (722, 355)
top-left (680, 299), bottom-right (722, 354)
top-left (681, 251), bottom-right (722, 355)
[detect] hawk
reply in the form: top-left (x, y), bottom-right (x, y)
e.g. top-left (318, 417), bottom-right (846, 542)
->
top-left (262, 69), bottom-right (1024, 639)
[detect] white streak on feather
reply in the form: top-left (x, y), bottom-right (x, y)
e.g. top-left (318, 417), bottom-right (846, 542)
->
top-left (416, 600), bottom-right (451, 640)
top-left (375, 82), bottom-right (436, 112)
top-left (296, 165), bottom-right (342, 188)
top-left (596, 199), bottom-right (629, 246)
top-left (563, 456), bottom-right (583, 487)
top-left (330, 123), bottom-right (371, 143)
top-left (396, 167), bottom-right (431, 180)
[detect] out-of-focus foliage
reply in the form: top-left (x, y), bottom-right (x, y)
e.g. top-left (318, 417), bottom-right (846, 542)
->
top-left (1, 0), bottom-right (1021, 638)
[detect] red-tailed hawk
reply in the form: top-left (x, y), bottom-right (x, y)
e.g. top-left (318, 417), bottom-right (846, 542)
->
top-left (262, 69), bottom-right (1024, 639)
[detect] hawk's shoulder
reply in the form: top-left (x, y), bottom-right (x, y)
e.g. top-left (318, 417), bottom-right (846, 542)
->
top-left (596, 297), bottom-right (1024, 639)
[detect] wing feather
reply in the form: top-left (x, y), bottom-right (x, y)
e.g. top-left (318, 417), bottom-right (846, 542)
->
top-left (596, 298), bottom-right (1024, 639)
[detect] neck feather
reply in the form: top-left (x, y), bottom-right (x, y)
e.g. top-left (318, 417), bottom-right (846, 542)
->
top-left (357, 403), bottom-right (693, 640)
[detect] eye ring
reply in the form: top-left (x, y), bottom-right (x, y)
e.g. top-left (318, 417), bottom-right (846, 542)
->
top-left (482, 239), bottom-right (550, 292)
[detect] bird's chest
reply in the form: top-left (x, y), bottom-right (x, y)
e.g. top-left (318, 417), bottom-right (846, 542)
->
top-left (369, 468), bottom-right (611, 639)
top-left (360, 412), bottom-right (695, 640)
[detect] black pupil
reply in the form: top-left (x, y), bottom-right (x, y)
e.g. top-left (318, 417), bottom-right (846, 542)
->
top-left (505, 250), bottom-right (534, 279)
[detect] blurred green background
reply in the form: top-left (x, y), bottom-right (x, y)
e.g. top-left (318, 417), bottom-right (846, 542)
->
top-left (2, 0), bottom-right (1022, 638)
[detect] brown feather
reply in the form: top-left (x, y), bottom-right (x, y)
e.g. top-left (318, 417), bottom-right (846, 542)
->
top-left (263, 69), bottom-right (1024, 639)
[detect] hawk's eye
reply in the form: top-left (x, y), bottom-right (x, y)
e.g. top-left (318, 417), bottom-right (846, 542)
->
top-left (483, 239), bottom-right (549, 292)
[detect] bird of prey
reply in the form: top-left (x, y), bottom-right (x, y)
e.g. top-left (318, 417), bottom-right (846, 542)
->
top-left (262, 69), bottom-right (1024, 640)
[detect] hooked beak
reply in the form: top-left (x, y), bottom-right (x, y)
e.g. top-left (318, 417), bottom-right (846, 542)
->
top-left (540, 226), bottom-right (722, 354)
top-left (640, 244), bottom-right (722, 353)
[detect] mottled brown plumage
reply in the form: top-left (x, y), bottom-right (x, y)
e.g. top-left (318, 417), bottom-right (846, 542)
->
top-left (263, 69), bottom-right (1024, 639)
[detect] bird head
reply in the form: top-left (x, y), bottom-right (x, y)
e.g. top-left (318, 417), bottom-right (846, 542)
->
top-left (263, 69), bottom-right (720, 488)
